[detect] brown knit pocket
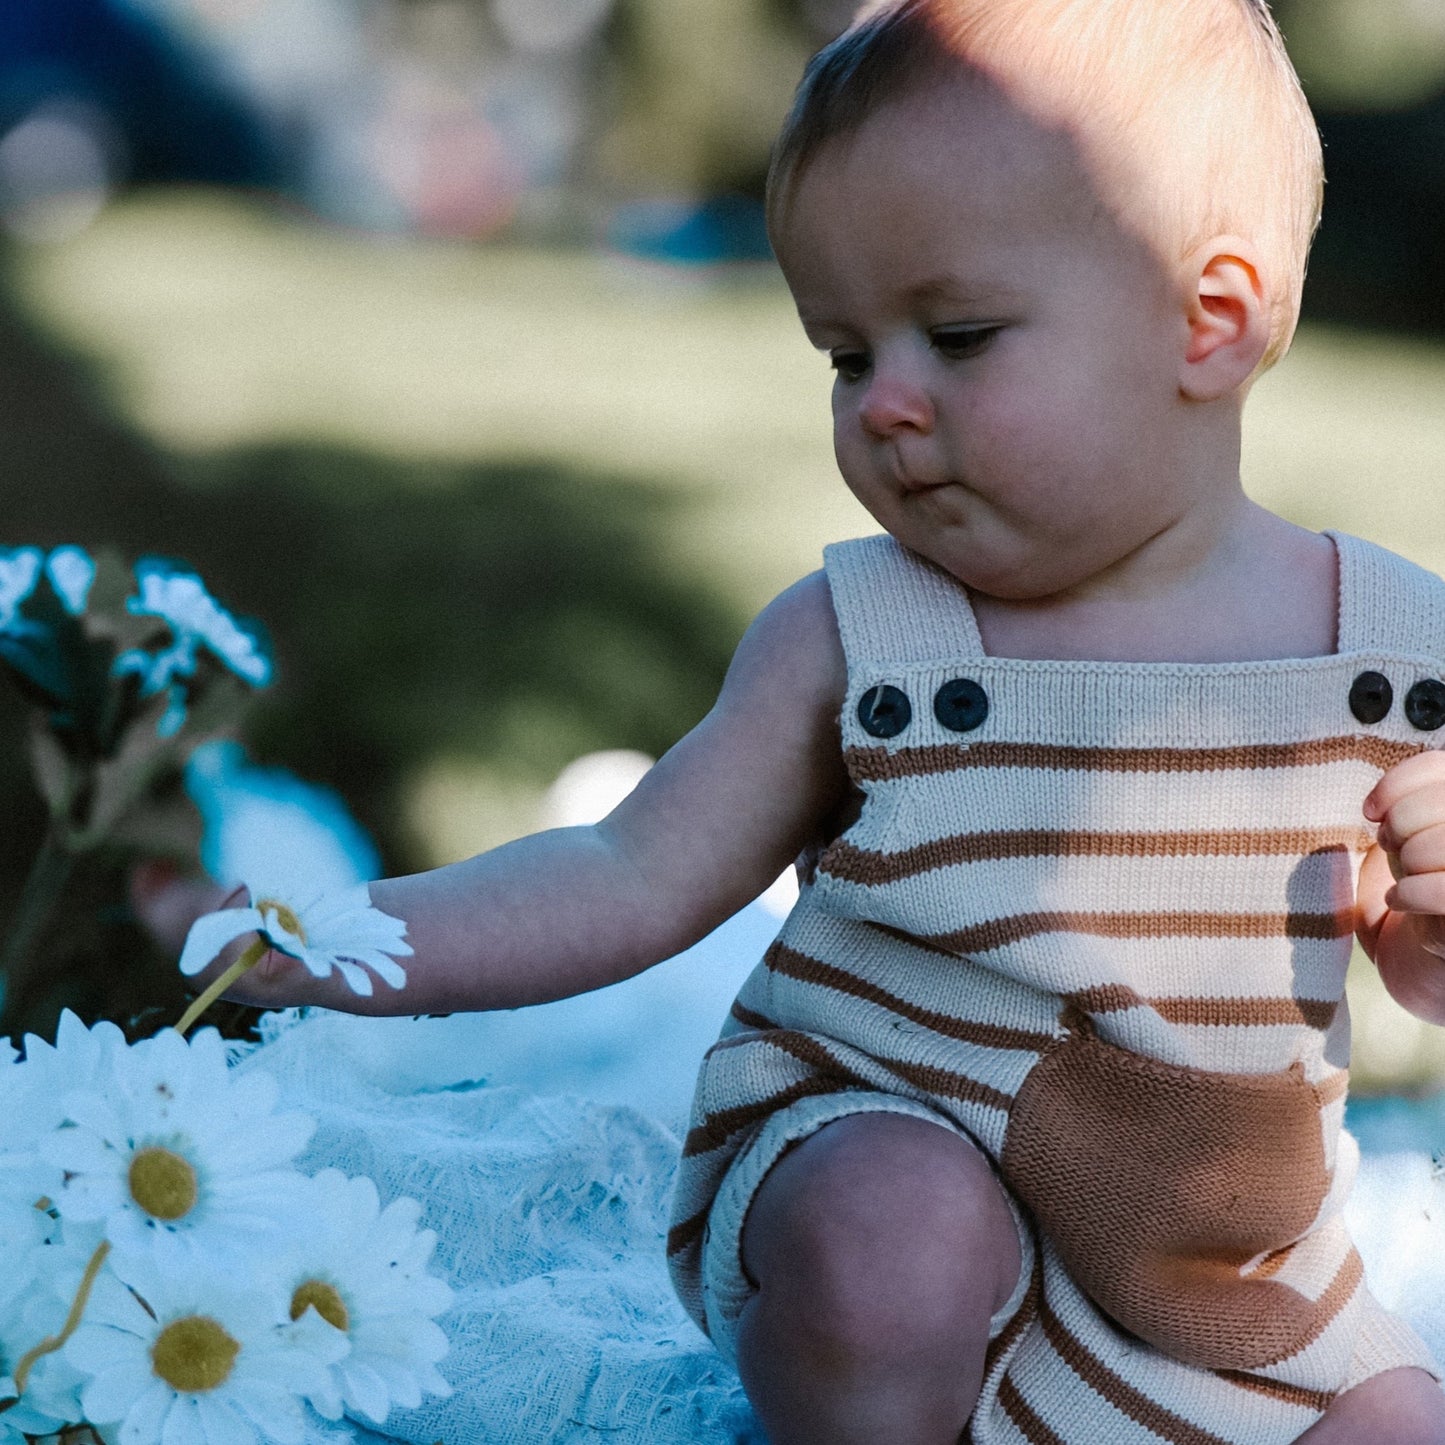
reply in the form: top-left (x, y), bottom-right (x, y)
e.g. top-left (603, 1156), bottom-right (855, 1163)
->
top-left (999, 1016), bottom-right (1336, 1370)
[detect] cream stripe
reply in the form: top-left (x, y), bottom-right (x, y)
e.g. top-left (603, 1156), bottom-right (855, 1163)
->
top-left (846, 764), bottom-right (1389, 842)
top-left (818, 851), bottom-right (1358, 932)
top-left (996, 1376), bottom-right (1068, 1445)
top-left (766, 942), bottom-right (1057, 1053)
top-left (1036, 1297), bottom-right (1234, 1445)
top-left (851, 921), bottom-right (1346, 1017)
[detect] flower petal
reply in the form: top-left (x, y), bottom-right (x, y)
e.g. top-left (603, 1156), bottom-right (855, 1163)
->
top-left (178, 909), bottom-right (263, 977)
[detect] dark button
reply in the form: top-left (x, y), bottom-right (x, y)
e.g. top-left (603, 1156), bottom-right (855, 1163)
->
top-left (857, 684), bottom-right (911, 739)
top-left (934, 677), bottom-right (989, 733)
top-left (1348, 671), bottom-right (1392, 725)
top-left (1405, 678), bottom-right (1445, 732)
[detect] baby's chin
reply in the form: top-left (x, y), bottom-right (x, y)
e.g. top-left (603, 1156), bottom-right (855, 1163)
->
top-left (901, 532), bottom-right (1083, 604)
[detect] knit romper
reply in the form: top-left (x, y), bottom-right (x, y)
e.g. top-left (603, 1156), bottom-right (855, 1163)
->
top-left (668, 530), bottom-right (1444, 1444)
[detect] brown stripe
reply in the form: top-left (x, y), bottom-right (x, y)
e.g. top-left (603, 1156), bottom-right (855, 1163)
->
top-left (924, 909), bottom-right (1354, 954)
top-left (1314, 1070), bottom-right (1349, 1106)
top-left (1150, 996), bottom-right (1340, 1031)
top-left (884, 1059), bottom-right (1014, 1113)
top-left (1247, 1246), bottom-right (1294, 1281)
top-left (666, 1209), bottom-right (708, 1258)
top-left (682, 1025), bottom-right (1014, 1156)
top-left (1067, 983), bottom-right (1149, 1015)
top-left (1051, 985), bottom-right (1341, 1032)
top-left (682, 1075), bottom-right (849, 1157)
top-left (765, 1024), bottom-right (1015, 1115)
top-left (823, 830), bottom-right (1370, 887)
top-left (996, 1375), bottom-right (1067, 1445)
top-left (1215, 1369), bottom-right (1335, 1413)
top-left (846, 736), bottom-right (1421, 784)
top-left (1037, 1296), bottom-right (1233, 1445)
top-left (766, 941), bottom-right (1056, 1053)
top-left (730, 998), bottom-right (777, 1031)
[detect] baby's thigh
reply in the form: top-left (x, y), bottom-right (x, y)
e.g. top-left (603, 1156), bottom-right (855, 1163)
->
top-left (741, 1111), bottom-right (1024, 1333)
top-left (1294, 1368), bottom-right (1445, 1444)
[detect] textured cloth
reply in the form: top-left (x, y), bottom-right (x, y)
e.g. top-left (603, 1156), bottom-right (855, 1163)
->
top-left (668, 530), bottom-right (1444, 1443)
top-left (236, 1012), bottom-right (761, 1445)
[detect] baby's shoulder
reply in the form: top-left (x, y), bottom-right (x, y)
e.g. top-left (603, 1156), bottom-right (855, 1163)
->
top-left (1333, 531), bottom-right (1445, 662)
top-left (720, 571), bottom-right (846, 721)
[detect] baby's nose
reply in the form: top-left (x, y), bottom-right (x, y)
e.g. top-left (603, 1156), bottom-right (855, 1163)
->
top-left (858, 372), bottom-right (935, 438)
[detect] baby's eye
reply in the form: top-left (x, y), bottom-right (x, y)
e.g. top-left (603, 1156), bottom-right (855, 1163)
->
top-left (828, 349), bottom-right (870, 383)
top-left (930, 326), bottom-right (1000, 360)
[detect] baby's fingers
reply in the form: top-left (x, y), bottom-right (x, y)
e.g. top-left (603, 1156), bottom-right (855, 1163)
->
top-left (1371, 778), bottom-right (1445, 854)
top-left (1392, 821), bottom-right (1445, 881)
top-left (1384, 867), bottom-right (1445, 918)
top-left (1364, 748), bottom-right (1445, 823)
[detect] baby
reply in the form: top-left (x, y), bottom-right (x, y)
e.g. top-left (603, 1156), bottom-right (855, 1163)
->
top-left (193, 1), bottom-right (1445, 1440)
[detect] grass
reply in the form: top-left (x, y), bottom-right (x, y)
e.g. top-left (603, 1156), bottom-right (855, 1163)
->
top-left (9, 187), bottom-right (1445, 1089)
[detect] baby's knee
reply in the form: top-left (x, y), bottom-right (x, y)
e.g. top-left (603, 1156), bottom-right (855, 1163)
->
top-left (1297, 1369), bottom-right (1445, 1444)
top-left (741, 1113), bottom-right (1021, 1358)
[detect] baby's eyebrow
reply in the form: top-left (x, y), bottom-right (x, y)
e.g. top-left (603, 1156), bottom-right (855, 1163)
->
top-left (905, 273), bottom-right (1011, 308)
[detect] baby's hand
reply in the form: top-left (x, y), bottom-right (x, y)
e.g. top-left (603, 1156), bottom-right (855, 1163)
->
top-left (129, 862), bottom-right (298, 1003)
top-left (1363, 750), bottom-right (1445, 959)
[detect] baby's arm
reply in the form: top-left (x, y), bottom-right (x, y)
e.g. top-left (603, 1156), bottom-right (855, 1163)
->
top-left (204, 572), bottom-right (851, 1016)
top-left (1357, 751), bottom-right (1445, 1024)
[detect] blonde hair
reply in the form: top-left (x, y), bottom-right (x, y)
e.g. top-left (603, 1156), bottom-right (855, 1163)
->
top-left (768, 0), bottom-right (1324, 369)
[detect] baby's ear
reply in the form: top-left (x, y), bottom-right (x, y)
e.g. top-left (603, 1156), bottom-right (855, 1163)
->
top-left (1177, 238), bottom-right (1271, 401)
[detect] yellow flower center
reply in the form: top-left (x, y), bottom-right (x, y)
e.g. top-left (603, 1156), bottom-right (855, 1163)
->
top-left (128, 1147), bottom-right (198, 1222)
top-left (256, 898), bottom-right (306, 944)
top-left (150, 1315), bottom-right (240, 1393)
top-left (290, 1278), bottom-right (350, 1333)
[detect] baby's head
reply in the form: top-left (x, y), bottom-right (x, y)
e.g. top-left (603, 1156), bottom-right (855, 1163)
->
top-left (770, 0), bottom-right (1323, 371)
top-left (765, 0), bottom-right (1326, 601)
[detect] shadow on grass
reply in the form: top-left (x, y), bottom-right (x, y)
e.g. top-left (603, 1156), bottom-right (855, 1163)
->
top-left (0, 258), bottom-right (744, 1042)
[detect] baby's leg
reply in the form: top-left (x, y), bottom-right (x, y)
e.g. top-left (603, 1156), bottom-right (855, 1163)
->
top-left (735, 1112), bottom-right (1024, 1445)
top-left (1293, 1367), bottom-right (1445, 1444)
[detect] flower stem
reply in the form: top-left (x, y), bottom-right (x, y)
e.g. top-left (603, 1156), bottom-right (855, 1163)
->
top-left (12, 1239), bottom-right (110, 1395)
top-left (175, 938), bottom-right (268, 1038)
top-left (0, 826), bottom-right (75, 1035)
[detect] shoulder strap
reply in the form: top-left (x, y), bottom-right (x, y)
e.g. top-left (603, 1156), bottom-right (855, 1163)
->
top-left (1331, 530), bottom-right (1445, 662)
top-left (822, 534), bottom-right (984, 673)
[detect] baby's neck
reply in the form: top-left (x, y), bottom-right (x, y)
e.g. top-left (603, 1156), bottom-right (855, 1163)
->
top-left (969, 505), bottom-right (1338, 665)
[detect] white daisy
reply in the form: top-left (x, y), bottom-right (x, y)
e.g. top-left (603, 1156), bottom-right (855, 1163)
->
top-left (2, 1013), bottom-right (127, 1217)
top-left (119, 561), bottom-right (271, 686)
top-left (65, 1256), bottom-right (347, 1445)
top-left (280, 1170), bottom-right (453, 1425)
top-left (0, 1229), bottom-right (93, 1438)
top-left (11, 1009), bottom-right (127, 1149)
top-left (0, 546), bottom-right (42, 632)
top-left (43, 1027), bottom-right (316, 1273)
top-left (179, 883), bottom-right (412, 999)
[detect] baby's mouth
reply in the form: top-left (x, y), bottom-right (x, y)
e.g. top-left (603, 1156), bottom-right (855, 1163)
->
top-left (897, 473), bottom-right (953, 495)
top-left (889, 452), bottom-right (953, 494)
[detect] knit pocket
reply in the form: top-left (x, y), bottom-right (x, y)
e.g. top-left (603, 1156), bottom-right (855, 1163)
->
top-left (999, 1015), bottom-right (1343, 1372)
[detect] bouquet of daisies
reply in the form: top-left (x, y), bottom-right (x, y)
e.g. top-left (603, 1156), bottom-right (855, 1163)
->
top-left (0, 1010), bottom-right (453, 1444)
top-left (0, 546), bottom-right (455, 1443)
top-left (0, 545), bottom-right (275, 1037)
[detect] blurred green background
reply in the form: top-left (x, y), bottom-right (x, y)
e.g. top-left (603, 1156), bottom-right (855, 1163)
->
top-left (1, 0), bottom-right (1444, 1084)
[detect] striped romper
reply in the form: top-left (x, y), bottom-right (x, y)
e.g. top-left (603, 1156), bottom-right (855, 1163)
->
top-left (668, 530), bottom-right (1444, 1444)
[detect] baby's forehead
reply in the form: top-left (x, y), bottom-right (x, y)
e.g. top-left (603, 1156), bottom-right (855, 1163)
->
top-left (782, 77), bottom-right (1119, 247)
